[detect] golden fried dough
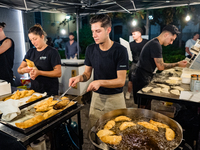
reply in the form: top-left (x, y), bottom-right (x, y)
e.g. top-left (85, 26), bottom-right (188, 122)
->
top-left (61, 96), bottom-right (69, 100)
top-left (26, 59), bottom-right (35, 68)
top-left (4, 96), bottom-right (11, 101)
top-left (149, 120), bottom-right (169, 128)
top-left (119, 122), bottom-right (136, 131)
top-left (61, 101), bottom-right (75, 110)
top-left (165, 128), bottom-right (175, 141)
top-left (5, 90), bottom-right (35, 100)
top-left (43, 109), bottom-right (62, 120)
top-left (137, 121), bottom-right (158, 132)
top-left (15, 115), bottom-right (44, 129)
top-left (19, 90), bottom-right (28, 98)
top-left (97, 129), bottom-right (115, 138)
top-left (36, 105), bottom-right (52, 112)
top-left (26, 95), bottom-right (42, 103)
top-left (54, 99), bottom-right (70, 109)
top-left (25, 90), bottom-right (35, 97)
top-left (104, 120), bottom-right (115, 130)
top-left (114, 116), bottom-right (131, 122)
top-left (48, 100), bottom-right (59, 107)
top-left (10, 90), bottom-right (21, 99)
top-left (101, 135), bottom-right (122, 145)
top-left (34, 97), bottom-right (53, 109)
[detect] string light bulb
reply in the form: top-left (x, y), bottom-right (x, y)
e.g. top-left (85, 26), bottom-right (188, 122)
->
top-left (185, 14), bottom-right (191, 21)
top-left (132, 20), bottom-right (137, 26)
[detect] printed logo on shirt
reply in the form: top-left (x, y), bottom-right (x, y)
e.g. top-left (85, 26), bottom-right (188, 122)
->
top-left (40, 56), bottom-right (47, 60)
top-left (120, 65), bottom-right (127, 67)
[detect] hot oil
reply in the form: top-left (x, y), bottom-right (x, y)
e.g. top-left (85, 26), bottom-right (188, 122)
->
top-left (97, 117), bottom-right (180, 150)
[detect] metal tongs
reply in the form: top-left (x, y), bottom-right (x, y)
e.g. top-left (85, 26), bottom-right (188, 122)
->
top-left (53, 86), bottom-right (71, 110)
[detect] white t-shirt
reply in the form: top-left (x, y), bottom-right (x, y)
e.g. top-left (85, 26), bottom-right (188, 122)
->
top-left (185, 39), bottom-right (196, 56)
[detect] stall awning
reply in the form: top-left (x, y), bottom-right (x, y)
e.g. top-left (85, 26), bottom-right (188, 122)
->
top-left (1, 0), bottom-right (200, 14)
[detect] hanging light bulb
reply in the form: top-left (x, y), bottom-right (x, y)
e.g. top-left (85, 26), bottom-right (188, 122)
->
top-left (132, 19), bottom-right (137, 26)
top-left (61, 29), bottom-right (66, 35)
top-left (66, 15), bottom-right (70, 20)
top-left (185, 14), bottom-right (191, 21)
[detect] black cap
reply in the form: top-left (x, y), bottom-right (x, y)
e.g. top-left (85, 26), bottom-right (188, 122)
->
top-left (162, 24), bottom-right (180, 35)
top-left (131, 27), bottom-right (143, 34)
top-left (69, 32), bottom-right (74, 36)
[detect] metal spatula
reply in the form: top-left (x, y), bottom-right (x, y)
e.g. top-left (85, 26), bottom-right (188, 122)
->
top-left (58, 86), bottom-right (71, 101)
top-left (53, 86), bottom-right (71, 109)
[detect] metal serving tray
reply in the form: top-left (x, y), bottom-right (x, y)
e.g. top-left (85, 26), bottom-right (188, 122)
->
top-left (0, 100), bottom-right (77, 135)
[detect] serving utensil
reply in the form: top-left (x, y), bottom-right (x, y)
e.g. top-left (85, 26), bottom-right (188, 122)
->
top-left (58, 86), bottom-right (72, 101)
top-left (53, 86), bottom-right (71, 110)
top-left (53, 94), bottom-right (81, 110)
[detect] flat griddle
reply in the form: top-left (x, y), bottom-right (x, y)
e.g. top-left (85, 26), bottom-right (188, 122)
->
top-left (0, 98), bottom-right (77, 135)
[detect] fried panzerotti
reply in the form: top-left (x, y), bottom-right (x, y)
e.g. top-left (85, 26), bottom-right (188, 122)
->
top-left (97, 129), bottom-right (115, 138)
top-left (165, 128), bottom-right (175, 141)
top-left (35, 105), bottom-right (52, 112)
top-left (34, 97), bottom-right (54, 109)
top-left (137, 121), bottom-right (158, 132)
top-left (43, 109), bottom-right (62, 120)
top-left (104, 120), bottom-right (115, 130)
top-left (114, 116), bottom-right (131, 122)
top-left (25, 90), bottom-right (35, 97)
top-left (53, 99), bottom-right (70, 109)
top-left (26, 95), bottom-right (42, 103)
top-left (26, 59), bottom-right (35, 68)
top-left (34, 97), bottom-right (58, 112)
top-left (15, 115), bottom-right (44, 129)
top-left (61, 96), bottom-right (69, 100)
top-left (101, 135), bottom-right (122, 145)
top-left (149, 120), bottom-right (169, 128)
top-left (119, 122), bottom-right (136, 131)
top-left (4, 90), bottom-right (35, 100)
top-left (61, 101), bottom-right (75, 110)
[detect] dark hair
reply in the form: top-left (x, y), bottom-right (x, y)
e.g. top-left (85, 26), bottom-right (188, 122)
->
top-left (0, 22), bottom-right (6, 29)
top-left (131, 27), bottom-right (143, 34)
top-left (69, 32), bottom-right (74, 36)
top-left (162, 24), bottom-right (180, 36)
top-left (193, 32), bottom-right (199, 37)
top-left (28, 24), bottom-right (47, 40)
top-left (89, 14), bottom-right (111, 28)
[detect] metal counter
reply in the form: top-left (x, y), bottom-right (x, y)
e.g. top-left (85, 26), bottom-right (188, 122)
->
top-left (137, 83), bottom-right (200, 108)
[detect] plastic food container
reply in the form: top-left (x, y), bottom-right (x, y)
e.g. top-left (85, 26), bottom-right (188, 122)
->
top-left (190, 74), bottom-right (200, 92)
top-left (20, 77), bottom-right (31, 89)
top-left (181, 74), bottom-right (191, 84)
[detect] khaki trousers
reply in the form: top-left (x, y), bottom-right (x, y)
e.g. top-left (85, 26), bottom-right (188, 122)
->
top-left (89, 92), bottom-right (126, 129)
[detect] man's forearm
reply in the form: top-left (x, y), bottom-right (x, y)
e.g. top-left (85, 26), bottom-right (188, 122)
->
top-left (98, 78), bottom-right (126, 88)
top-left (82, 74), bottom-right (88, 82)
top-left (163, 62), bottom-right (179, 69)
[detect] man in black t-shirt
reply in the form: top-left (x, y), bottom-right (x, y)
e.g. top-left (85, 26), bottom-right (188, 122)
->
top-left (125, 27), bottom-right (148, 99)
top-left (132, 25), bottom-right (187, 107)
top-left (69, 14), bottom-right (129, 128)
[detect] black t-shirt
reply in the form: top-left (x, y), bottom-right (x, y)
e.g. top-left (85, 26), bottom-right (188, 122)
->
top-left (84, 42), bottom-right (129, 95)
top-left (130, 39), bottom-right (148, 63)
top-left (0, 37), bottom-right (14, 83)
top-left (137, 38), bottom-right (162, 74)
top-left (23, 46), bottom-right (61, 95)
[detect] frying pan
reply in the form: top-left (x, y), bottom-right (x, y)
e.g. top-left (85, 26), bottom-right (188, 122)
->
top-left (89, 108), bottom-right (183, 150)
